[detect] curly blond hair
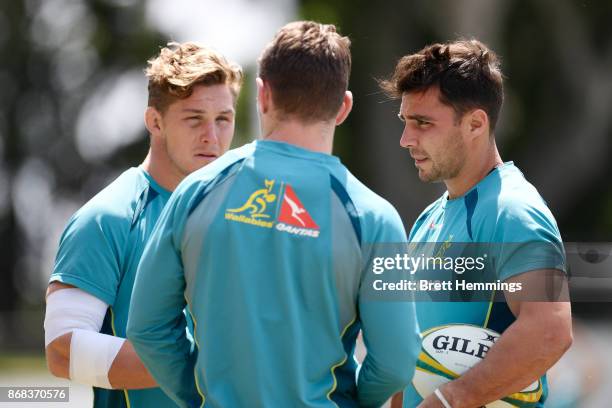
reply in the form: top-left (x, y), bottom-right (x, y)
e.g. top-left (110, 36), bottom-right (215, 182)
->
top-left (146, 42), bottom-right (243, 112)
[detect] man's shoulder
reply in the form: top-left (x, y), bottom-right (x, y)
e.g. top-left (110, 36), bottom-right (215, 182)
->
top-left (475, 164), bottom-right (560, 240)
top-left (486, 164), bottom-right (552, 219)
top-left (52, 168), bottom-right (149, 304)
top-left (71, 167), bottom-right (148, 231)
top-left (333, 168), bottom-right (406, 241)
top-left (341, 169), bottom-right (398, 216)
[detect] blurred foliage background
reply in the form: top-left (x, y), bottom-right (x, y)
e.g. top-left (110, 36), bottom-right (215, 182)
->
top-left (0, 0), bottom-right (611, 406)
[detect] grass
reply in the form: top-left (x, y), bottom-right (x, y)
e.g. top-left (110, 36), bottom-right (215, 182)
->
top-left (0, 353), bottom-right (47, 372)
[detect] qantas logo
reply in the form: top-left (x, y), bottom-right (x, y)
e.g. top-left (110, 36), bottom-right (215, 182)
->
top-left (283, 193), bottom-right (307, 226)
top-left (278, 185), bottom-right (319, 229)
top-left (225, 180), bottom-right (319, 238)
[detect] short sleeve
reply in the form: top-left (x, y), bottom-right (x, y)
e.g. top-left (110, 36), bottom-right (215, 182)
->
top-left (491, 200), bottom-right (566, 282)
top-left (50, 206), bottom-right (126, 306)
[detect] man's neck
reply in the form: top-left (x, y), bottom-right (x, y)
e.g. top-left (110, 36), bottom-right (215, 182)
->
top-left (140, 149), bottom-right (183, 192)
top-left (445, 145), bottom-right (503, 199)
top-left (262, 119), bottom-right (335, 154)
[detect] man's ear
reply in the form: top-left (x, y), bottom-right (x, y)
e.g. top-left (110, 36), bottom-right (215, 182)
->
top-left (463, 108), bottom-right (489, 141)
top-left (256, 77), bottom-right (270, 114)
top-left (335, 91), bottom-right (353, 126)
top-left (144, 107), bottom-right (163, 138)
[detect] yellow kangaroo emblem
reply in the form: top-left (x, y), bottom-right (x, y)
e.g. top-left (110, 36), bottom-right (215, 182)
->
top-left (227, 180), bottom-right (277, 218)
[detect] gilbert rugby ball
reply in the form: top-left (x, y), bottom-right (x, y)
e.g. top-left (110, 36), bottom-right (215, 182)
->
top-left (413, 324), bottom-right (542, 407)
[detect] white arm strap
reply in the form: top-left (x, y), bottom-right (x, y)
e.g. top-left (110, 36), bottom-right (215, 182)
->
top-left (44, 288), bottom-right (107, 346)
top-left (44, 288), bottom-right (125, 389)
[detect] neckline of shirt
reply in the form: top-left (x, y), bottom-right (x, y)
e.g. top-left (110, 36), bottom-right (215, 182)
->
top-left (137, 167), bottom-right (172, 198)
top-left (254, 139), bottom-right (341, 164)
top-left (442, 161), bottom-right (515, 208)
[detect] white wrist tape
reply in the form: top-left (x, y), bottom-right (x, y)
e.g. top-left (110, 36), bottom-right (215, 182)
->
top-left (44, 288), bottom-right (108, 346)
top-left (70, 329), bottom-right (125, 389)
top-left (434, 388), bottom-right (453, 408)
top-left (44, 288), bottom-right (124, 389)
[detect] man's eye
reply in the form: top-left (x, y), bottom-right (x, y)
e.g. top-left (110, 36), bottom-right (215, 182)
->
top-left (185, 117), bottom-right (202, 127)
top-left (416, 120), bottom-right (430, 127)
top-left (216, 117), bottom-right (230, 123)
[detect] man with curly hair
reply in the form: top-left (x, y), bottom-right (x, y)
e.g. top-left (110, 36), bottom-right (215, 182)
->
top-left (381, 40), bottom-right (572, 408)
top-left (44, 42), bottom-right (242, 408)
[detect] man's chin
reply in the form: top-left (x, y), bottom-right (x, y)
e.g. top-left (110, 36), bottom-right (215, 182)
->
top-left (418, 170), bottom-right (442, 183)
top-left (193, 157), bottom-right (217, 168)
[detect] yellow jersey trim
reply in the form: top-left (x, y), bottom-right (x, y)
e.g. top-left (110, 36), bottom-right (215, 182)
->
top-left (326, 315), bottom-right (358, 407)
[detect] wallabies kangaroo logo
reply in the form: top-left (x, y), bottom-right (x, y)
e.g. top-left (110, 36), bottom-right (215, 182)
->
top-left (227, 180), bottom-right (277, 218)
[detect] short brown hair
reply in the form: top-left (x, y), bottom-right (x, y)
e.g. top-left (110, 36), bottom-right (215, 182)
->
top-left (258, 21), bottom-right (351, 123)
top-left (380, 39), bottom-right (503, 132)
top-left (146, 42), bottom-right (243, 113)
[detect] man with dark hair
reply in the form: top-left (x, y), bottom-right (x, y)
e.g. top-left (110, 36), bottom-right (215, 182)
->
top-left (44, 42), bottom-right (242, 408)
top-left (127, 21), bottom-right (420, 408)
top-left (381, 40), bottom-right (572, 407)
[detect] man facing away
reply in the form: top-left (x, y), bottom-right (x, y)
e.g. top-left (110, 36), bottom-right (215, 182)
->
top-left (44, 42), bottom-right (242, 408)
top-left (127, 21), bottom-right (421, 408)
top-left (381, 40), bottom-right (572, 408)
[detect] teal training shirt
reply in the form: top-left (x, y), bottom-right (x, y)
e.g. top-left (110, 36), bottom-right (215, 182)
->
top-left (50, 167), bottom-right (182, 408)
top-left (127, 140), bottom-right (421, 408)
top-left (404, 162), bottom-right (566, 407)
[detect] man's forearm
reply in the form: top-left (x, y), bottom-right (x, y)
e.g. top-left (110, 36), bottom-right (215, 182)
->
top-left (47, 332), bottom-right (157, 389)
top-left (108, 340), bottom-right (157, 389)
top-left (442, 303), bottom-right (572, 408)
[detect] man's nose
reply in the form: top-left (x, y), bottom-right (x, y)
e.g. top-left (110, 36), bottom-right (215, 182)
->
top-left (199, 121), bottom-right (217, 143)
top-left (400, 125), bottom-right (417, 149)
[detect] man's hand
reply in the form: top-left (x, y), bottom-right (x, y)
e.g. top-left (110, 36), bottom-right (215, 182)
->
top-left (418, 269), bottom-right (572, 408)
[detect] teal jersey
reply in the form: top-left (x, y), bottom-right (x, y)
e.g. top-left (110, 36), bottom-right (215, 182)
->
top-left (404, 162), bottom-right (566, 407)
top-left (128, 140), bottom-right (421, 408)
top-left (50, 167), bottom-right (182, 408)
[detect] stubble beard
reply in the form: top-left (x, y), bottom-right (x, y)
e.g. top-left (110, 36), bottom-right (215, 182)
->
top-left (419, 132), bottom-right (466, 183)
